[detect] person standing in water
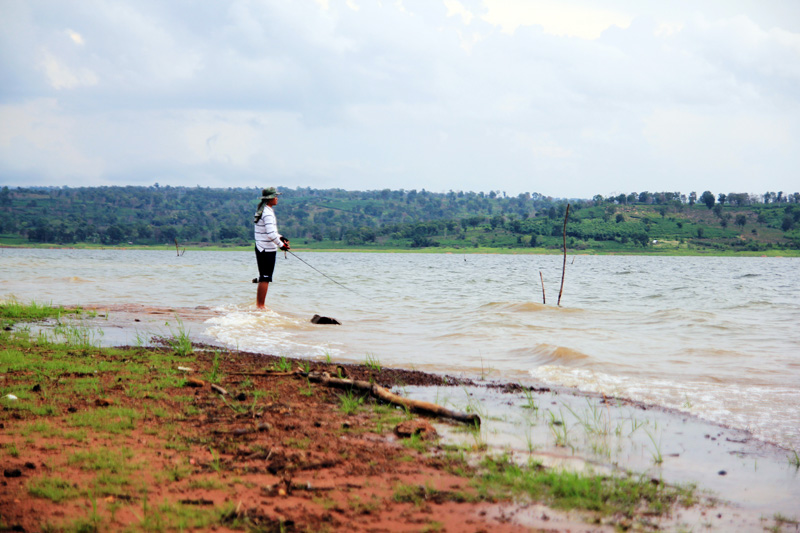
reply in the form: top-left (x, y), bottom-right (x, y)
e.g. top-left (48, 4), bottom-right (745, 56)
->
top-left (254, 187), bottom-right (290, 309)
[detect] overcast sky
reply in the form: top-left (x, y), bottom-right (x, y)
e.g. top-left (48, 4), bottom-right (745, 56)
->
top-left (1, 0), bottom-right (798, 198)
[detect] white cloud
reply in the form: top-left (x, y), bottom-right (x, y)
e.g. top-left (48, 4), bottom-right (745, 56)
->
top-left (1, 0), bottom-right (799, 197)
top-left (38, 49), bottom-right (97, 90)
top-left (444, 0), bottom-right (473, 25)
top-left (0, 99), bottom-right (104, 179)
top-left (66, 29), bottom-right (84, 45)
top-left (481, 0), bottom-right (633, 39)
top-left (643, 108), bottom-right (793, 171)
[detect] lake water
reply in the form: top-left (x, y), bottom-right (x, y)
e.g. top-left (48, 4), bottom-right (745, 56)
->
top-left (2, 248), bottom-right (799, 452)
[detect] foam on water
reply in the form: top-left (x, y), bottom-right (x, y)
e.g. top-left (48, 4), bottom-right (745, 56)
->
top-left (205, 305), bottom-right (342, 359)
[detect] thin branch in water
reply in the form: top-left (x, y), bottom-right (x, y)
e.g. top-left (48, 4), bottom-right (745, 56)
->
top-left (558, 204), bottom-right (570, 306)
top-left (539, 271), bottom-right (546, 304)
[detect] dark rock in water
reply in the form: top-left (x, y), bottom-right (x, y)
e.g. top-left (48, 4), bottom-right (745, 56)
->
top-left (718, 470), bottom-right (727, 476)
top-left (311, 314), bottom-right (341, 325)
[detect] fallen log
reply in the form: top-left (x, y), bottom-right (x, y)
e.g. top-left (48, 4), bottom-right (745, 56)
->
top-left (228, 371), bottom-right (297, 377)
top-left (307, 372), bottom-right (480, 427)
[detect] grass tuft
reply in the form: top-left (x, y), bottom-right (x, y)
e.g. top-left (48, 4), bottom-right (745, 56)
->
top-left (338, 389), bottom-right (365, 415)
top-left (365, 353), bottom-right (381, 372)
top-left (165, 317), bottom-right (193, 356)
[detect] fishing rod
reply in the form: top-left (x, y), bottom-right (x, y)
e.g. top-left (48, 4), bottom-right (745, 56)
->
top-left (285, 249), bottom-right (373, 300)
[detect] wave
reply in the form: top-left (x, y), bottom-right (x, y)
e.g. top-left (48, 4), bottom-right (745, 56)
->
top-left (645, 308), bottom-right (717, 322)
top-left (515, 344), bottom-right (591, 366)
top-left (479, 301), bottom-right (584, 314)
top-left (530, 366), bottom-right (800, 450)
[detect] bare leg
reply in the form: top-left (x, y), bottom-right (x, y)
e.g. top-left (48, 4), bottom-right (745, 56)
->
top-left (256, 282), bottom-right (269, 309)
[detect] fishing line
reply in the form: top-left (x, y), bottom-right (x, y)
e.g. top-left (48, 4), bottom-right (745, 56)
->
top-left (286, 250), bottom-right (373, 301)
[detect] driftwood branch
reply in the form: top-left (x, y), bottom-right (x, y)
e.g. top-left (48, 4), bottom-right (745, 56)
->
top-left (558, 204), bottom-right (570, 306)
top-left (229, 371), bottom-right (296, 377)
top-left (307, 372), bottom-right (480, 427)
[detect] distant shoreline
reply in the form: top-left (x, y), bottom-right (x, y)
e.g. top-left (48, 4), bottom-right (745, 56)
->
top-left (2, 242), bottom-right (799, 257)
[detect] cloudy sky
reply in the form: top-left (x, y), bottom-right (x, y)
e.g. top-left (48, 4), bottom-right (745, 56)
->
top-left (1, 0), bottom-right (798, 198)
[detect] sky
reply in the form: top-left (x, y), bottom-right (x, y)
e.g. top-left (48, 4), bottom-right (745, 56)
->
top-left (1, 0), bottom-right (798, 199)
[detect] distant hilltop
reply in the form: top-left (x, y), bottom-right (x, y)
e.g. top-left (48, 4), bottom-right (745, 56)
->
top-left (1, 186), bottom-right (798, 253)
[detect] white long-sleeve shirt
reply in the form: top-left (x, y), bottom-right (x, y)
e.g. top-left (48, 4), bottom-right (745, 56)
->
top-left (254, 205), bottom-right (283, 252)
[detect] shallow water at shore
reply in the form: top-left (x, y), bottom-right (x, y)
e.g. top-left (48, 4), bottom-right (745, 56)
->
top-left (2, 248), bottom-right (799, 453)
top-left (411, 384), bottom-right (800, 520)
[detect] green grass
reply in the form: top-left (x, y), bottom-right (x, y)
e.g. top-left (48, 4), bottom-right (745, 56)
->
top-left (645, 428), bottom-right (664, 465)
top-left (475, 455), bottom-right (694, 518)
top-left (372, 404), bottom-right (405, 433)
top-left (272, 356), bottom-right (293, 372)
top-left (205, 350), bottom-right (223, 384)
top-left (68, 447), bottom-right (136, 472)
top-left (0, 299), bottom-right (77, 323)
top-left (20, 420), bottom-right (64, 438)
top-left (164, 317), bottom-right (193, 356)
top-left (365, 353), bottom-right (381, 372)
top-left (393, 483), bottom-right (438, 506)
top-left (789, 450), bottom-right (800, 468)
top-left (28, 476), bottom-right (81, 502)
top-left (521, 388), bottom-right (538, 411)
top-left (300, 379), bottom-right (315, 397)
top-left (4, 442), bottom-right (20, 457)
top-left (400, 433), bottom-right (428, 453)
top-left (51, 321), bottom-right (104, 348)
top-left (338, 389), bottom-right (365, 415)
top-left (188, 477), bottom-right (225, 490)
top-left (135, 498), bottom-right (221, 532)
top-left (68, 406), bottom-right (143, 434)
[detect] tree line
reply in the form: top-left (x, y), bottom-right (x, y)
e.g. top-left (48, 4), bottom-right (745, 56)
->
top-left (1, 185), bottom-right (798, 250)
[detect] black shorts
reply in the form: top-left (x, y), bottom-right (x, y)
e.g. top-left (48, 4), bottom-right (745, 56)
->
top-left (255, 247), bottom-right (277, 283)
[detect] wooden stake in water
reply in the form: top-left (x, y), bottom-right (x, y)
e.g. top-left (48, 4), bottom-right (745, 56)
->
top-left (174, 238), bottom-right (185, 257)
top-left (558, 204), bottom-right (570, 306)
top-left (539, 271), bottom-right (546, 304)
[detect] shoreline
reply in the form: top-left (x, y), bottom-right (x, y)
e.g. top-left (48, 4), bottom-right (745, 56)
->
top-left (78, 304), bottom-right (800, 517)
top-left (3, 304), bottom-right (798, 531)
top-left (3, 243), bottom-right (799, 257)
top-left (81, 303), bottom-right (797, 453)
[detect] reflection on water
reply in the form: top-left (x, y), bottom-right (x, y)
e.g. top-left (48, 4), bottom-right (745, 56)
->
top-left (2, 249), bottom-right (799, 449)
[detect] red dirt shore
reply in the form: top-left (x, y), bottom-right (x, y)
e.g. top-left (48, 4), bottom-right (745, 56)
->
top-left (2, 339), bottom-right (612, 533)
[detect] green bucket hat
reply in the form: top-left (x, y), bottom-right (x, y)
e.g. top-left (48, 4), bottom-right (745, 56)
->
top-left (261, 187), bottom-right (281, 200)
